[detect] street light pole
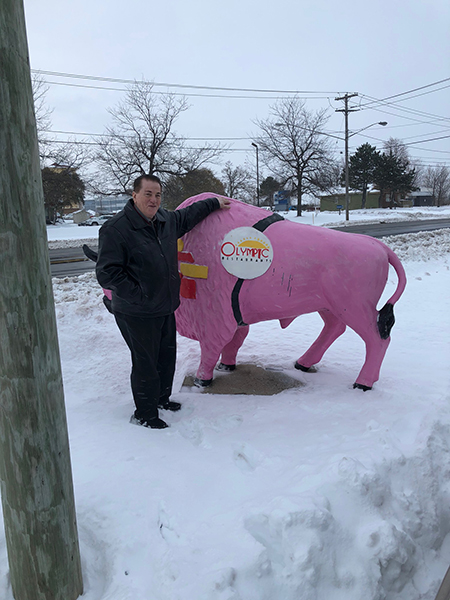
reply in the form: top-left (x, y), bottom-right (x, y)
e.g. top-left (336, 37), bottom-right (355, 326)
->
top-left (336, 94), bottom-right (389, 221)
top-left (344, 120), bottom-right (388, 218)
top-left (251, 142), bottom-right (260, 206)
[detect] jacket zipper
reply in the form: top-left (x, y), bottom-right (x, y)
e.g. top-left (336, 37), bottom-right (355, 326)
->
top-left (151, 221), bottom-right (174, 307)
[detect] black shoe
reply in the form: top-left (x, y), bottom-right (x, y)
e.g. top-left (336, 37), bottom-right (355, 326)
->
top-left (130, 414), bottom-right (169, 429)
top-left (193, 377), bottom-right (213, 388)
top-left (216, 362), bottom-right (236, 372)
top-left (158, 400), bottom-right (182, 412)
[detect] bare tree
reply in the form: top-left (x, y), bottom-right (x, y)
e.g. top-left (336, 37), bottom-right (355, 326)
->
top-left (254, 97), bottom-right (336, 216)
top-left (221, 161), bottom-right (254, 201)
top-left (383, 137), bottom-right (422, 187)
top-left (383, 137), bottom-right (410, 162)
top-left (164, 168), bottom-right (226, 210)
top-left (422, 165), bottom-right (450, 206)
top-left (93, 82), bottom-right (224, 194)
top-left (31, 73), bottom-right (53, 162)
top-left (50, 140), bottom-right (89, 171)
top-left (31, 73), bottom-right (90, 175)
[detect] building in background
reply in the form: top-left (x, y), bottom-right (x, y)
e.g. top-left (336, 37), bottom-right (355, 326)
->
top-left (319, 188), bottom-right (380, 212)
top-left (273, 190), bottom-right (291, 211)
top-left (405, 189), bottom-right (436, 207)
top-left (84, 194), bottom-right (129, 214)
top-left (320, 186), bottom-right (439, 211)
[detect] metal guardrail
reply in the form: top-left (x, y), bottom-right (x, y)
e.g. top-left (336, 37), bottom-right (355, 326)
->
top-left (50, 257), bottom-right (89, 264)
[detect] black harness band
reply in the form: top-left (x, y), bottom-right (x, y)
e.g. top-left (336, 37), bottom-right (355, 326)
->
top-left (231, 213), bottom-right (284, 327)
top-left (251, 212), bottom-right (284, 233)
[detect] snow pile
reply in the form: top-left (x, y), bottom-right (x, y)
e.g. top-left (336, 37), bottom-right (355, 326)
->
top-left (240, 423), bottom-right (450, 600)
top-left (306, 206), bottom-right (450, 229)
top-left (383, 229), bottom-right (450, 261)
top-left (48, 236), bottom-right (97, 250)
top-left (52, 272), bottom-right (102, 304)
top-left (1, 225), bottom-right (450, 600)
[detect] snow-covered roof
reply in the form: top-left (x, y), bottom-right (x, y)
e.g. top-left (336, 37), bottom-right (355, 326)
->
top-left (407, 188), bottom-right (434, 197)
top-left (318, 185), bottom-right (379, 197)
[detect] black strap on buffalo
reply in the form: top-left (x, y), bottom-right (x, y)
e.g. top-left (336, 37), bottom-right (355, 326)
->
top-left (252, 213), bottom-right (284, 232)
top-left (231, 213), bottom-right (285, 327)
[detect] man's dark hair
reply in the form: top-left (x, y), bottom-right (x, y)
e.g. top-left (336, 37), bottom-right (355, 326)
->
top-left (133, 174), bottom-right (162, 193)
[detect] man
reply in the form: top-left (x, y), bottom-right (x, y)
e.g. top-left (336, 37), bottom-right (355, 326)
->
top-left (96, 174), bottom-right (230, 429)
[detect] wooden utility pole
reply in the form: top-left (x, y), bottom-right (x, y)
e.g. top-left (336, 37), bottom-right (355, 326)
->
top-left (251, 142), bottom-right (260, 207)
top-left (335, 93), bottom-right (359, 221)
top-left (0, 1), bottom-right (83, 599)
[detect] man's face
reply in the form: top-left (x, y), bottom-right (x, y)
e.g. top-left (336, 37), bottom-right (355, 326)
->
top-left (133, 179), bottom-right (162, 220)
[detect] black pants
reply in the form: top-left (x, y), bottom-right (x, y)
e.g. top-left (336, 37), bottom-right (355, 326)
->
top-left (114, 312), bottom-right (176, 420)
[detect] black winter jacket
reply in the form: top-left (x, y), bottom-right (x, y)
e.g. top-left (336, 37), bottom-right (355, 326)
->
top-left (96, 197), bottom-right (220, 317)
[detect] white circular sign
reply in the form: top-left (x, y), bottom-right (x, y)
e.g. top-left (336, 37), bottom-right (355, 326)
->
top-left (220, 227), bottom-right (273, 279)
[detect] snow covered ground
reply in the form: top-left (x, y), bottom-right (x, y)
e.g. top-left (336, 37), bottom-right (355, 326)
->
top-left (47, 205), bottom-right (450, 248)
top-left (1, 207), bottom-right (450, 599)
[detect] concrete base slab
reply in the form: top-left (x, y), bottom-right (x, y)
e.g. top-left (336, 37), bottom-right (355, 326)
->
top-left (182, 363), bottom-right (304, 396)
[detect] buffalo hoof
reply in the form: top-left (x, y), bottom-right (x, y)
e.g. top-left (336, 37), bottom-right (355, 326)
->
top-left (295, 362), bottom-right (315, 373)
top-left (353, 383), bottom-right (372, 392)
top-left (216, 362), bottom-right (236, 372)
top-left (193, 377), bottom-right (213, 388)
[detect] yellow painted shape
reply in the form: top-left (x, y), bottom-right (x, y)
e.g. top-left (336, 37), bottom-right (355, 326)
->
top-left (238, 240), bottom-right (268, 249)
top-left (180, 263), bottom-right (208, 279)
top-left (178, 239), bottom-right (184, 251)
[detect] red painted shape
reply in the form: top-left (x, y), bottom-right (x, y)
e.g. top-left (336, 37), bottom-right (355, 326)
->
top-left (180, 275), bottom-right (196, 299)
top-left (178, 251), bottom-right (195, 263)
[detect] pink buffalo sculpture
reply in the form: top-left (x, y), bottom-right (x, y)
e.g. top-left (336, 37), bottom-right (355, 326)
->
top-left (176, 193), bottom-right (407, 391)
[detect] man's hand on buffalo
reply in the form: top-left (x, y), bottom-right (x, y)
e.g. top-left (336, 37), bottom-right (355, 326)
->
top-left (218, 198), bottom-right (231, 210)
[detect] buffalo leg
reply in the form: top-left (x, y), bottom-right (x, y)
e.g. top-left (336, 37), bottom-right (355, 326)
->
top-left (343, 305), bottom-right (391, 389)
top-left (353, 328), bottom-right (390, 390)
top-left (219, 325), bottom-right (250, 369)
top-left (195, 330), bottom-right (239, 385)
top-left (296, 310), bottom-right (346, 370)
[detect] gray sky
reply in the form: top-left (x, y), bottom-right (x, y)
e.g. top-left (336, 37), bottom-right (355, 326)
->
top-left (23, 0), bottom-right (450, 174)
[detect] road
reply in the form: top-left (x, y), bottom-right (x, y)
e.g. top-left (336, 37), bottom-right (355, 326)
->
top-left (329, 218), bottom-right (450, 238)
top-left (49, 218), bottom-right (450, 278)
top-left (49, 246), bottom-right (97, 277)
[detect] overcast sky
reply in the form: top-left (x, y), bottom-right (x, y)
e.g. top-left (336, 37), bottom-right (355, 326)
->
top-left (23, 0), bottom-right (450, 174)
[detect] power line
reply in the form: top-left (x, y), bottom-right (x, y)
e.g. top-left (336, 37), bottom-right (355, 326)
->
top-left (346, 131), bottom-right (450, 156)
top-left (359, 93), bottom-right (450, 124)
top-left (46, 129), bottom-right (252, 140)
top-left (35, 71), bottom-right (450, 165)
top-left (404, 146), bottom-right (450, 154)
top-left (44, 127), bottom-right (349, 142)
top-left (43, 138), bottom-right (252, 151)
top-left (408, 158), bottom-right (450, 166)
top-left (359, 77), bottom-right (450, 107)
top-left (32, 69), bottom-right (341, 95)
top-left (366, 83), bottom-right (450, 109)
top-left (41, 137), bottom-right (450, 165)
top-left (359, 102), bottom-right (450, 128)
top-left (34, 69), bottom-right (450, 144)
top-left (43, 79), bottom-right (331, 100)
top-left (402, 134), bottom-right (450, 146)
top-left (33, 68), bottom-right (450, 124)
top-left (401, 127), bottom-right (450, 140)
top-left (42, 121), bottom-right (449, 153)
top-left (369, 119), bottom-right (450, 131)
